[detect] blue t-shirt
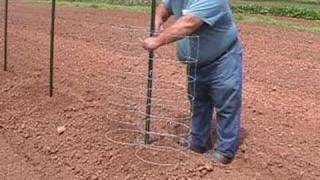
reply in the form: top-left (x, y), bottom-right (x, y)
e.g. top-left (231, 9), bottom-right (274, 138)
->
top-left (163, 0), bottom-right (238, 65)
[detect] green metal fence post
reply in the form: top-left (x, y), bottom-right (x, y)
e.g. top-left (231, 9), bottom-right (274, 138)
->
top-left (144, 0), bottom-right (156, 144)
top-left (4, 0), bottom-right (8, 71)
top-left (49, 0), bottom-right (56, 97)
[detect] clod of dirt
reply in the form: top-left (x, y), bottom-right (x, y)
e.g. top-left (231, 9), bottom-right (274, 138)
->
top-left (90, 175), bottom-right (98, 180)
top-left (75, 168), bottom-right (81, 175)
top-left (72, 152), bottom-right (82, 160)
top-left (225, 169), bottom-right (232, 174)
top-left (258, 111), bottom-right (264, 115)
top-left (63, 106), bottom-right (79, 112)
top-left (204, 164), bottom-right (214, 172)
top-left (46, 146), bottom-right (58, 154)
top-left (244, 153), bottom-right (249, 161)
top-left (176, 176), bottom-right (190, 180)
top-left (65, 114), bottom-right (72, 119)
top-left (57, 126), bottom-right (66, 135)
top-left (197, 164), bottom-right (214, 176)
top-left (23, 133), bottom-right (31, 139)
top-left (124, 174), bottom-right (131, 180)
top-left (240, 143), bottom-right (248, 153)
top-left (2, 85), bottom-right (14, 92)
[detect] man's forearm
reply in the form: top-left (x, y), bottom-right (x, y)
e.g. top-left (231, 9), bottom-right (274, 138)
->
top-left (142, 14), bottom-right (203, 52)
top-left (155, 15), bottom-right (203, 47)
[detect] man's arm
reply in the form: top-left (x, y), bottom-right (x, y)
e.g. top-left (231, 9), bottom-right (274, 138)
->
top-left (143, 14), bottom-right (203, 51)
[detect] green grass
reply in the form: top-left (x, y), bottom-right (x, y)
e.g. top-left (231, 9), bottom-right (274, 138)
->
top-left (34, 0), bottom-right (320, 33)
top-left (235, 14), bottom-right (320, 33)
top-left (231, 0), bottom-right (320, 9)
top-left (232, 5), bottom-right (320, 20)
top-left (242, 0), bottom-right (320, 5)
top-left (230, 0), bottom-right (320, 20)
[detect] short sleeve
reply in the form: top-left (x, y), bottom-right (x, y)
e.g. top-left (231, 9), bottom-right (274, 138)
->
top-left (182, 0), bottom-right (227, 26)
top-left (162, 0), bottom-right (173, 13)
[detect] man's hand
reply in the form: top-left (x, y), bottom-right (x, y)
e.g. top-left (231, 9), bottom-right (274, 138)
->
top-left (142, 15), bottom-right (203, 52)
top-left (142, 37), bottom-right (161, 52)
top-left (142, 3), bottom-right (171, 52)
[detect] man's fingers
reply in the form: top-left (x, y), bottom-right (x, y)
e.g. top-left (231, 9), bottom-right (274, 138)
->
top-left (142, 42), bottom-right (148, 50)
top-left (142, 37), bottom-right (159, 52)
top-left (142, 41), bottom-right (152, 52)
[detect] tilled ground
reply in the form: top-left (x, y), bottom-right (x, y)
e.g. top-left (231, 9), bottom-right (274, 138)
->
top-left (0, 1), bottom-right (320, 180)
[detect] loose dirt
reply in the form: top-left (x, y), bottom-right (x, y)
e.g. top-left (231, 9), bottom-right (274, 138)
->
top-left (0, 1), bottom-right (319, 179)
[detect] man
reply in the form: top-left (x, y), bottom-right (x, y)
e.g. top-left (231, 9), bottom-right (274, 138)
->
top-left (142, 0), bottom-right (243, 164)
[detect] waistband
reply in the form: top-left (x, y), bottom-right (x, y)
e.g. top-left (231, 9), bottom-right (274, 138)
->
top-left (197, 38), bottom-right (239, 69)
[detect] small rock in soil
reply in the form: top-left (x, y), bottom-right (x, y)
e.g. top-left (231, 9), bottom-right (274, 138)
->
top-left (197, 164), bottom-right (214, 176)
top-left (51, 156), bottom-right (58, 160)
top-left (47, 146), bottom-right (58, 154)
top-left (57, 126), bottom-right (66, 134)
top-left (176, 176), bottom-right (189, 180)
top-left (90, 175), bottom-right (98, 180)
top-left (74, 168), bottom-right (81, 175)
top-left (240, 144), bottom-right (247, 153)
top-left (66, 114), bottom-right (72, 119)
top-left (124, 174), bottom-right (131, 180)
top-left (244, 153), bottom-right (249, 161)
top-left (24, 133), bottom-right (31, 139)
top-left (225, 169), bottom-right (231, 174)
top-left (204, 164), bottom-right (214, 172)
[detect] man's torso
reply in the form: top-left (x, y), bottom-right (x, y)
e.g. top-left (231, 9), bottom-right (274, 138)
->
top-left (164, 0), bottom-right (239, 65)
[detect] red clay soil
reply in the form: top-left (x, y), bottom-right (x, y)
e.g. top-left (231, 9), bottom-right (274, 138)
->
top-left (0, 1), bottom-right (320, 180)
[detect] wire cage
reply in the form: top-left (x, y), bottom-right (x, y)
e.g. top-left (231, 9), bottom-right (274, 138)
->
top-left (104, 25), bottom-right (200, 166)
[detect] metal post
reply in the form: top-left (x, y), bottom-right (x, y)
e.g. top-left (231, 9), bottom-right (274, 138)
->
top-left (4, 0), bottom-right (8, 71)
top-left (144, 0), bottom-right (156, 144)
top-left (49, 0), bottom-right (56, 97)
